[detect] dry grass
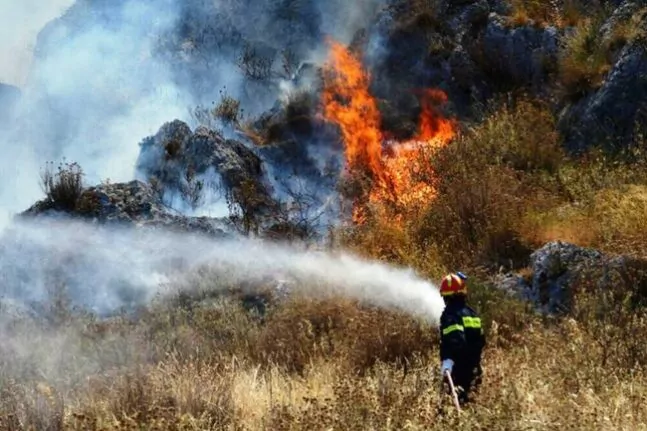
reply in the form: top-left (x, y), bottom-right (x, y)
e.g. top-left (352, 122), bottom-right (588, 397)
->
top-left (522, 184), bottom-right (647, 255)
top-left (507, 0), bottom-right (591, 28)
top-left (2, 281), bottom-right (647, 430)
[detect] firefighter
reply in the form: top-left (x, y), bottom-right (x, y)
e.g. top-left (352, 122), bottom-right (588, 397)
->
top-left (439, 272), bottom-right (485, 405)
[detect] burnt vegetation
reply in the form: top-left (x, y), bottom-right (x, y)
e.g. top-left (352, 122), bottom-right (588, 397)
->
top-left (39, 161), bottom-right (85, 212)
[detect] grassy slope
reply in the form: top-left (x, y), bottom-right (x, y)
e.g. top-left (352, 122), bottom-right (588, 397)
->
top-left (5, 2), bottom-right (647, 430)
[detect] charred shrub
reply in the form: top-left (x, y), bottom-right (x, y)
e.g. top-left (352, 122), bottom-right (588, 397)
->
top-left (214, 90), bottom-right (242, 125)
top-left (39, 161), bottom-right (85, 212)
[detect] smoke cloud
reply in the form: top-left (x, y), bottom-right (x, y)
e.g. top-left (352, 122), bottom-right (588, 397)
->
top-left (0, 0), bottom-right (387, 230)
top-left (0, 0), bottom-right (75, 86)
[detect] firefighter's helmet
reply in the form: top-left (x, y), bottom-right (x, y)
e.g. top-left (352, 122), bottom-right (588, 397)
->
top-left (439, 272), bottom-right (468, 297)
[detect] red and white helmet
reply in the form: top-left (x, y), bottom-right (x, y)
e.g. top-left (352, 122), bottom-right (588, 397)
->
top-left (439, 272), bottom-right (468, 297)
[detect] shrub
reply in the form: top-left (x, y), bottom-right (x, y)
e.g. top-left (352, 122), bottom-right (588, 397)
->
top-left (237, 42), bottom-right (273, 81)
top-left (243, 88), bottom-right (318, 146)
top-left (39, 160), bottom-right (85, 211)
top-left (192, 89), bottom-right (242, 130)
top-left (413, 98), bottom-right (563, 269)
top-left (213, 90), bottom-right (242, 125)
top-left (559, 6), bottom-right (644, 99)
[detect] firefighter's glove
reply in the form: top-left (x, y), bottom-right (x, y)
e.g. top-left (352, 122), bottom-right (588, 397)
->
top-left (441, 359), bottom-right (454, 376)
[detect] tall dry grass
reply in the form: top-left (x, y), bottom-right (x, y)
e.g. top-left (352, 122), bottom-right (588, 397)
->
top-left (2, 279), bottom-right (647, 430)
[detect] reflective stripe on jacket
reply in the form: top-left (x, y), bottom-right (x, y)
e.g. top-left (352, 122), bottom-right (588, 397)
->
top-left (440, 302), bottom-right (485, 368)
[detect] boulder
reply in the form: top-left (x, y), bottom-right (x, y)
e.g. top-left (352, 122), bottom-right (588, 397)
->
top-left (136, 119), bottom-right (274, 212)
top-left (496, 241), bottom-right (647, 314)
top-left (528, 241), bottom-right (604, 313)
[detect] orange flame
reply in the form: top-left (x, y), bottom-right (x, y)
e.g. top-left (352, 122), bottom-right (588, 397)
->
top-left (321, 39), bottom-right (456, 223)
top-left (321, 40), bottom-right (386, 184)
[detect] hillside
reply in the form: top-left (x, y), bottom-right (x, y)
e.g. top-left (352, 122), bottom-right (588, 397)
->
top-left (2, 0), bottom-right (647, 429)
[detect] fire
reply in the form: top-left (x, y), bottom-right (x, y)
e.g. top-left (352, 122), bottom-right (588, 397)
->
top-left (321, 39), bottom-right (456, 223)
top-left (321, 40), bottom-right (386, 185)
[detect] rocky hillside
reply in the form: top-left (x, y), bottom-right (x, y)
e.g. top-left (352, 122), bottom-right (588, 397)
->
top-left (18, 0), bottom-right (647, 291)
top-left (365, 0), bottom-right (647, 152)
top-left (5, 1), bottom-right (647, 429)
top-left (30, 0), bottom-right (647, 151)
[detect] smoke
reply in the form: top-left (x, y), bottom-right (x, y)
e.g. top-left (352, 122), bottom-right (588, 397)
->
top-left (0, 217), bottom-right (443, 323)
top-left (0, 0), bottom-right (388, 232)
top-left (0, 0), bottom-right (190, 229)
top-left (0, 0), bottom-right (75, 86)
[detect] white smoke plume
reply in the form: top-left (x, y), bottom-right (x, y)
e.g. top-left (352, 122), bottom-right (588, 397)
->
top-left (0, 217), bottom-right (443, 323)
top-left (0, 0), bottom-right (387, 230)
top-left (0, 0), bottom-right (75, 87)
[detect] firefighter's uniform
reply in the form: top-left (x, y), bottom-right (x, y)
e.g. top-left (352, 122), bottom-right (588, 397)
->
top-left (439, 273), bottom-right (486, 404)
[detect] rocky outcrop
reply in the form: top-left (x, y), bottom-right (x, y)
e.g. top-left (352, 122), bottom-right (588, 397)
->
top-left (481, 13), bottom-right (560, 89)
top-left (496, 241), bottom-right (647, 314)
top-left (134, 118), bottom-right (341, 239)
top-left (22, 180), bottom-right (232, 237)
top-left (560, 14), bottom-right (647, 153)
top-left (366, 1), bottom-right (562, 121)
top-left (366, 0), bottom-right (647, 153)
top-left (136, 120), bottom-right (274, 212)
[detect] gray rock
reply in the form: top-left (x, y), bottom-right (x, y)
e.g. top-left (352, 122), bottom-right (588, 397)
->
top-left (497, 240), bottom-right (647, 314)
top-left (528, 241), bottom-right (605, 313)
top-left (482, 13), bottom-right (560, 88)
top-left (136, 119), bottom-right (273, 211)
top-left (560, 35), bottom-right (647, 153)
top-left (449, 0), bottom-right (490, 38)
top-left (493, 241), bottom-right (604, 313)
top-left (493, 272), bottom-right (532, 298)
top-left (600, 1), bottom-right (642, 42)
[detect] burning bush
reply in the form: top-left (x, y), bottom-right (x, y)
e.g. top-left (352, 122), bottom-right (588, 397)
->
top-left (414, 98), bottom-right (565, 269)
top-left (321, 39), bottom-right (456, 224)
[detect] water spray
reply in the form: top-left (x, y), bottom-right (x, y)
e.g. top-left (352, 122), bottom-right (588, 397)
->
top-left (0, 218), bottom-right (445, 324)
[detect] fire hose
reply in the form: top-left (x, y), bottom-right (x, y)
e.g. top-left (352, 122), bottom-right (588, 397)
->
top-left (438, 369), bottom-right (462, 413)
